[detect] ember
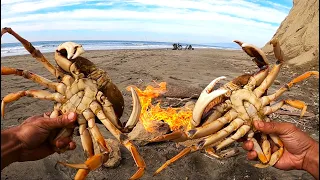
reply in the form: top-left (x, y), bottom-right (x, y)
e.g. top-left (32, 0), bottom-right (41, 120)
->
top-left (127, 82), bottom-right (192, 132)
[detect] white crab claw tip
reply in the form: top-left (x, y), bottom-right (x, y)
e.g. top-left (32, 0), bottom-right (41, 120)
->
top-left (71, 46), bottom-right (85, 59)
top-left (205, 76), bottom-right (227, 93)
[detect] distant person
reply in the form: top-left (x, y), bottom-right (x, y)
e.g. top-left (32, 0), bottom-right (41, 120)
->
top-left (242, 121), bottom-right (319, 179)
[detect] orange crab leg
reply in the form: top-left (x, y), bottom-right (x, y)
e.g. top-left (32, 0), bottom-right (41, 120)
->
top-left (1, 27), bottom-right (64, 79)
top-left (1, 66), bottom-right (66, 94)
top-left (260, 71), bottom-right (319, 107)
top-left (254, 117), bottom-right (284, 168)
top-left (150, 129), bottom-right (187, 142)
top-left (89, 88), bottom-right (146, 179)
top-left (263, 99), bottom-right (307, 118)
top-left (1, 90), bottom-right (65, 118)
top-left (154, 146), bottom-right (197, 176)
top-left (247, 130), bottom-right (269, 164)
top-left (57, 152), bottom-right (109, 172)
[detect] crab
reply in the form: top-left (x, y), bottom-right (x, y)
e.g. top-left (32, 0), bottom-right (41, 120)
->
top-left (1, 27), bottom-right (145, 180)
top-left (152, 38), bottom-right (319, 175)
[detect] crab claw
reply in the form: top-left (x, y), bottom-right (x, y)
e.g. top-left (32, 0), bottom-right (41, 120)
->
top-left (57, 42), bottom-right (85, 60)
top-left (233, 40), bottom-right (269, 69)
top-left (55, 42), bottom-right (85, 72)
top-left (192, 76), bottom-right (228, 126)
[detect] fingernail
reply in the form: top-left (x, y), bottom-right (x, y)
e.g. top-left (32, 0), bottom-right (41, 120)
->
top-left (255, 121), bottom-right (264, 129)
top-left (68, 112), bottom-right (76, 121)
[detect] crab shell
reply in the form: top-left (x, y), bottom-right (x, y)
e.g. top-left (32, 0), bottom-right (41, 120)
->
top-left (55, 42), bottom-right (124, 121)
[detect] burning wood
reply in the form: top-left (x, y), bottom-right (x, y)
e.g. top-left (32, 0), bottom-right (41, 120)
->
top-left (127, 82), bottom-right (197, 145)
top-left (127, 82), bottom-right (193, 133)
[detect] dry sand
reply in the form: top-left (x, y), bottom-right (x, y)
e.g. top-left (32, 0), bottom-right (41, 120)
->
top-left (1, 48), bottom-right (319, 180)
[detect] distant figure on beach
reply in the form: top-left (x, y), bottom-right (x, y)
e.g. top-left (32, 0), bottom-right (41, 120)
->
top-left (172, 43), bottom-right (182, 50)
top-left (187, 45), bottom-right (194, 50)
top-left (184, 44), bottom-right (194, 50)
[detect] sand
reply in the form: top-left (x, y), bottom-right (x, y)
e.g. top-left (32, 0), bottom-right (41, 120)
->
top-left (1, 48), bottom-right (319, 180)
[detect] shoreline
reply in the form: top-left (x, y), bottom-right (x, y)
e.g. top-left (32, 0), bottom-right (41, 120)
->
top-left (1, 47), bottom-right (241, 58)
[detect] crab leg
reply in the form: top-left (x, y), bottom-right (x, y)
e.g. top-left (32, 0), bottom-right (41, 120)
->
top-left (1, 67), bottom-right (64, 91)
top-left (253, 38), bottom-right (284, 98)
top-left (154, 146), bottom-right (198, 176)
top-left (154, 118), bottom-right (245, 176)
top-left (73, 109), bottom-right (111, 180)
top-left (1, 90), bottom-right (65, 117)
top-left (83, 109), bottom-right (108, 151)
top-left (96, 91), bottom-right (122, 129)
top-left (1, 27), bottom-right (64, 79)
top-left (263, 99), bottom-right (307, 118)
top-left (215, 124), bottom-right (251, 150)
top-left (150, 129), bottom-right (187, 142)
top-left (197, 118), bottom-right (245, 149)
top-left (247, 130), bottom-right (269, 164)
top-left (77, 114), bottom-right (94, 158)
top-left (261, 71), bottom-right (319, 106)
top-left (204, 147), bottom-right (222, 159)
top-left (57, 152), bottom-right (109, 176)
top-left (89, 88), bottom-right (145, 180)
top-left (57, 108), bottom-right (111, 180)
top-left (151, 108), bottom-right (238, 143)
top-left (254, 117), bottom-right (284, 168)
top-left (74, 114), bottom-right (94, 180)
top-left (202, 100), bottom-right (232, 126)
top-left (187, 109), bottom-right (238, 139)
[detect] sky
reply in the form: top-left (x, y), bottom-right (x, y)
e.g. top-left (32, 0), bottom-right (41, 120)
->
top-left (1, 0), bottom-right (292, 47)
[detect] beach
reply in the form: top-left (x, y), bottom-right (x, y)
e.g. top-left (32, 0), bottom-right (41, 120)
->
top-left (1, 48), bottom-right (318, 180)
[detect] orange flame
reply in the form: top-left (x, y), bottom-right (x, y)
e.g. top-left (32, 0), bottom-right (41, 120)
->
top-left (127, 82), bottom-right (192, 132)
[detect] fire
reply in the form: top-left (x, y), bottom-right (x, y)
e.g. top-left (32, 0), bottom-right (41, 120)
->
top-left (127, 82), bottom-right (192, 132)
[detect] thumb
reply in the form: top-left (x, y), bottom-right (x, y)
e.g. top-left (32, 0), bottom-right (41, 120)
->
top-left (253, 121), bottom-right (295, 135)
top-left (42, 112), bottom-right (77, 130)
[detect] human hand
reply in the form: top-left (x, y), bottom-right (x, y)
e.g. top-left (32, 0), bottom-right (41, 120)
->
top-left (1, 112), bottom-right (78, 167)
top-left (242, 121), bottom-right (319, 179)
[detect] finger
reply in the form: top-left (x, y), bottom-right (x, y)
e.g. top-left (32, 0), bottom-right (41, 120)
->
top-left (253, 121), bottom-right (296, 135)
top-left (43, 111), bottom-right (52, 118)
top-left (247, 151), bottom-right (258, 160)
top-left (242, 140), bottom-right (254, 151)
top-left (68, 141), bottom-right (77, 150)
top-left (41, 112), bottom-right (77, 130)
top-left (55, 137), bottom-right (73, 149)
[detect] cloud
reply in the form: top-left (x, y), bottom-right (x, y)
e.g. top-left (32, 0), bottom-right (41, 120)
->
top-left (1, 0), bottom-right (291, 46)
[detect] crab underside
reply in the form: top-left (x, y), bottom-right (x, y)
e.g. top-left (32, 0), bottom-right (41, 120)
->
top-left (151, 39), bottom-right (319, 175)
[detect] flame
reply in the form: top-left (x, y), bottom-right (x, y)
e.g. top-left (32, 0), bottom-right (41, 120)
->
top-left (127, 82), bottom-right (192, 132)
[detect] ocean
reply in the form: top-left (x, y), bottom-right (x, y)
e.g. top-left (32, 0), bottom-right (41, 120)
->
top-left (1, 40), bottom-right (240, 57)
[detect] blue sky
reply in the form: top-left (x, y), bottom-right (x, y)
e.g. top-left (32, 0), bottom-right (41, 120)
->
top-left (1, 0), bottom-right (292, 47)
